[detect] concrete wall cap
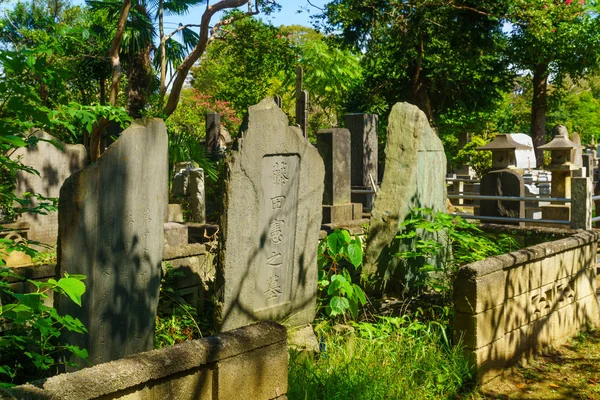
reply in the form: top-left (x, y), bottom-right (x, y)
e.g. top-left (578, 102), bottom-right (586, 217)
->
top-left (4, 321), bottom-right (286, 400)
top-left (461, 230), bottom-right (599, 277)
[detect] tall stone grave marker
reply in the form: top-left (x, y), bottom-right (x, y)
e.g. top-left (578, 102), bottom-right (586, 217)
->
top-left (570, 132), bottom-right (583, 168)
top-left (206, 112), bottom-right (220, 156)
top-left (218, 98), bottom-right (324, 331)
top-left (12, 130), bottom-right (87, 246)
top-left (480, 170), bottom-right (525, 223)
top-left (345, 113), bottom-right (378, 209)
top-left (317, 128), bottom-right (359, 223)
top-left (57, 119), bottom-right (168, 367)
top-left (364, 103), bottom-right (447, 291)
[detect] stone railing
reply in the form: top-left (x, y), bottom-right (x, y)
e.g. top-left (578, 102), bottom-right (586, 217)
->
top-left (0, 321), bottom-right (287, 400)
top-left (453, 230), bottom-right (600, 384)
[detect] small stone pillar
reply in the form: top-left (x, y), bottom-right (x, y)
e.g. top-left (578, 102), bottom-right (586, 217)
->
top-left (206, 113), bottom-right (220, 157)
top-left (344, 113), bottom-right (378, 210)
top-left (189, 168), bottom-right (206, 223)
top-left (571, 173), bottom-right (592, 230)
top-left (539, 125), bottom-right (585, 224)
top-left (317, 128), bottom-right (360, 223)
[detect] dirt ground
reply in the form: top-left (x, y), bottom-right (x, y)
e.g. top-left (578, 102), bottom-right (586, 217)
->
top-left (470, 330), bottom-right (600, 400)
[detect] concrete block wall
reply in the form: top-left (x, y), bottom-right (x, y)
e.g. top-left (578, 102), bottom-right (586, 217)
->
top-left (453, 230), bottom-right (600, 384)
top-left (0, 322), bottom-right (288, 400)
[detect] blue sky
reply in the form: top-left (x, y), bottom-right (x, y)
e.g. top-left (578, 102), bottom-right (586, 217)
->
top-left (1, 0), bottom-right (327, 29)
top-left (162, 0), bottom-right (326, 37)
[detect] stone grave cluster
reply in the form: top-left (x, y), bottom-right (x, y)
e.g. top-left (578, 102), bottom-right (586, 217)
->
top-left (3, 96), bottom-right (453, 372)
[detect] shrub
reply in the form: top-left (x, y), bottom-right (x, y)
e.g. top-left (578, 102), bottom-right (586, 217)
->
top-left (0, 270), bottom-right (88, 386)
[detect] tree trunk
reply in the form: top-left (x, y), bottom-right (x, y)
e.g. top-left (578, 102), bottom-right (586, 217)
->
top-left (127, 43), bottom-right (153, 119)
top-left (90, 0), bottom-right (131, 162)
top-left (159, 0), bottom-right (167, 100)
top-left (409, 35), bottom-right (432, 121)
top-left (163, 0), bottom-right (249, 117)
top-left (531, 63), bottom-right (548, 168)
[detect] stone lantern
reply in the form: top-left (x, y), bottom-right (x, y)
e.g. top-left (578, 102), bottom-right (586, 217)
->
top-left (476, 134), bottom-right (531, 171)
top-left (539, 125), bottom-right (585, 223)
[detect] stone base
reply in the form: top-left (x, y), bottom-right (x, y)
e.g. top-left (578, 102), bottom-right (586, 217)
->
top-left (164, 222), bottom-right (188, 247)
top-left (168, 203), bottom-right (185, 223)
top-left (541, 204), bottom-right (570, 227)
top-left (351, 187), bottom-right (374, 210)
top-left (352, 203), bottom-right (363, 220)
top-left (322, 204), bottom-right (354, 224)
top-left (287, 324), bottom-right (319, 353)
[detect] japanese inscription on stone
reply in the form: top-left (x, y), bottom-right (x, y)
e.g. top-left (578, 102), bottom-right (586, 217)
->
top-left (255, 155), bottom-right (300, 312)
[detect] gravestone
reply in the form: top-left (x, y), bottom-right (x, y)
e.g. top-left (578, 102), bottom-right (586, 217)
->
top-left (345, 113), bottom-right (378, 209)
top-left (509, 133), bottom-right (536, 170)
top-left (480, 169), bottom-right (524, 223)
top-left (217, 98), bottom-right (324, 331)
top-left (57, 119), bottom-right (168, 367)
top-left (455, 132), bottom-right (474, 177)
top-left (206, 112), bottom-right (220, 156)
top-left (317, 128), bottom-right (355, 223)
top-left (12, 130), bottom-right (87, 246)
top-left (189, 168), bottom-right (206, 223)
top-left (364, 103), bottom-right (447, 291)
top-left (570, 132), bottom-right (583, 168)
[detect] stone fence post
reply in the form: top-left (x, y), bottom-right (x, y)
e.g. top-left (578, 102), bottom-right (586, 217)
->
top-left (571, 173), bottom-right (592, 230)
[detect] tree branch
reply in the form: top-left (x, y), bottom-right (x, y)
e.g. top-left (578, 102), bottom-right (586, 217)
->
top-left (90, 0), bottom-right (131, 161)
top-left (163, 0), bottom-right (256, 117)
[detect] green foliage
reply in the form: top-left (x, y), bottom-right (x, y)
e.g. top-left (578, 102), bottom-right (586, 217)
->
top-left (0, 270), bottom-right (88, 386)
top-left (392, 208), bottom-right (519, 299)
top-left (453, 135), bottom-right (494, 179)
top-left (165, 89), bottom-right (241, 182)
top-left (288, 316), bottom-right (473, 399)
top-left (192, 14), bottom-right (295, 118)
top-left (322, 0), bottom-right (511, 124)
top-left (155, 263), bottom-right (203, 348)
top-left (317, 229), bottom-right (366, 320)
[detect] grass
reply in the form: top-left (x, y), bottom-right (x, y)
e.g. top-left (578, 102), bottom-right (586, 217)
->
top-left (288, 316), bottom-right (475, 400)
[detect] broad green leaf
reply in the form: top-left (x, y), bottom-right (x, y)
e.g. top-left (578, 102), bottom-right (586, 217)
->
top-left (57, 277), bottom-right (86, 306)
top-left (0, 135), bottom-right (27, 147)
top-left (346, 242), bottom-right (363, 268)
top-left (329, 296), bottom-right (350, 315)
top-left (65, 344), bottom-right (88, 360)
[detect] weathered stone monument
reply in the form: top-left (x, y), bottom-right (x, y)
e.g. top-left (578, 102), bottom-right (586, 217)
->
top-left (540, 126), bottom-right (584, 225)
top-left (476, 135), bottom-right (528, 224)
top-left (57, 119), bottom-right (168, 367)
top-left (189, 168), bottom-right (206, 223)
top-left (295, 66), bottom-right (309, 138)
top-left (344, 113), bottom-right (378, 209)
top-left (364, 103), bottom-right (447, 291)
top-left (317, 128), bottom-right (362, 224)
top-left (509, 133), bottom-right (536, 170)
top-left (480, 170), bottom-right (525, 223)
top-left (12, 130), bottom-right (87, 246)
top-left (206, 112), bottom-right (220, 157)
top-left (217, 98), bottom-right (324, 331)
top-left (570, 132), bottom-right (583, 168)
top-left (171, 167), bottom-right (206, 224)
